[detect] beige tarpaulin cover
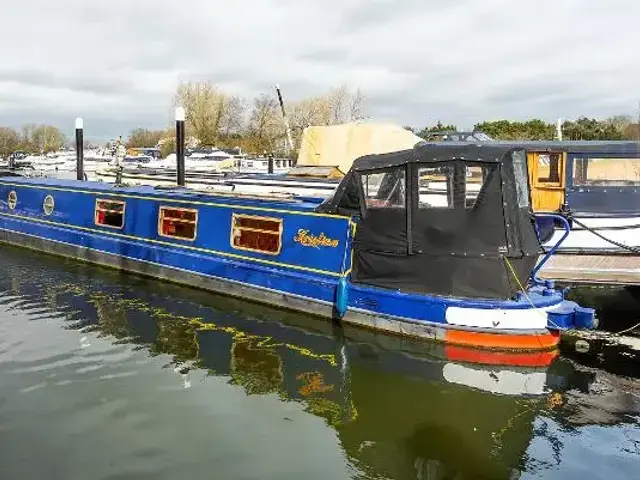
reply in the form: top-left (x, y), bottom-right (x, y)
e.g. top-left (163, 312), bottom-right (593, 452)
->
top-left (296, 123), bottom-right (424, 174)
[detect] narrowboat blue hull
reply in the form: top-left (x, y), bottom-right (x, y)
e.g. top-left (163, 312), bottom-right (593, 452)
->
top-left (0, 177), bottom-right (592, 350)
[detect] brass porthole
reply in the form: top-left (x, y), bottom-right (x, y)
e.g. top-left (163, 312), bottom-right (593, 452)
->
top-left (43, 195), bottom-right (55, 215)
top-left (8, 191), bottom-right (17, 210)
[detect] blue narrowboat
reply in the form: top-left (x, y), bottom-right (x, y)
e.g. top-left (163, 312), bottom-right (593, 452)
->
top-left (0, 144), bottom-right (597, 350)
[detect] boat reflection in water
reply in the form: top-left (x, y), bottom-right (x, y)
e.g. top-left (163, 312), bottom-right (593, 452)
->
top-left (1, 246), bottom-right (636, 480)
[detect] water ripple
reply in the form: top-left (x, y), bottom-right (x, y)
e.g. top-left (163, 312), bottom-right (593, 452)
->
top-left (0, 242), bottom-right (638, 480)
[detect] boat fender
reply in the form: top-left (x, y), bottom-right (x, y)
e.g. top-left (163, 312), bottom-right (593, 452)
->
top-left (574, 305), bottom-right (597, 330)
top-left (334, 277), bottom-right (349, 318)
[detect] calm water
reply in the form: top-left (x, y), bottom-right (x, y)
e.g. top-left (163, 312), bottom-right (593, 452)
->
top-left (0, 245), bottom-right (638, 480)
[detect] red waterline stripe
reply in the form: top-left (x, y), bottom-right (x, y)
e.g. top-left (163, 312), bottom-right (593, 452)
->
top-left (444, 329), bottom-right (560, 352)
top-left (445, 345), bottom-right (559, 367)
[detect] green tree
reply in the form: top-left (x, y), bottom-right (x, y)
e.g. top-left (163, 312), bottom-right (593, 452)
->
top-left (473, 119), bottom-right (554, 140)
top-left (521, 119), bottom-right (555, 140)
top-left (417, 121), bottom-right (458, 138)
top-left (562, 117), bottom-right (624, 140)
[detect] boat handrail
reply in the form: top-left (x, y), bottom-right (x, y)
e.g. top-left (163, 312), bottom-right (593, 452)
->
top-left (530, 212), bottom-right (571, 285)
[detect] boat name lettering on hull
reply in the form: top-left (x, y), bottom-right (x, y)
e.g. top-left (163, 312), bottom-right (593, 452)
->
top-left (293, 229), bottom-right (339, 248)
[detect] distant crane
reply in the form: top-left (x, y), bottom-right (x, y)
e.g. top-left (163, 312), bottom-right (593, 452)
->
top-left (275, 84), bottom-right (295, 153)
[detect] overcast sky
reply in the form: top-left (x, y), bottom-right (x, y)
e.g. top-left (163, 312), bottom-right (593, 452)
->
top-left (1, 0), bottom-right (639, 140)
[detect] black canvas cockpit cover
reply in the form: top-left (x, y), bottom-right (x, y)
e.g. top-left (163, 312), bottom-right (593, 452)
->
top-left (317, 143), bottom-right (542, 300)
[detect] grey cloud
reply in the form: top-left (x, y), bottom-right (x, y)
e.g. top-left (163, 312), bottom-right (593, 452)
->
top-left (336, 0), bottom-right (468, 33)
top-left (297, 47), bottom-right (349, 64)
top-left (0, 69), bottom-right (136, 96)
top-left (1, 0), bottom-right (639, 137)
top-left (484, 81), bottom-right (582, 105)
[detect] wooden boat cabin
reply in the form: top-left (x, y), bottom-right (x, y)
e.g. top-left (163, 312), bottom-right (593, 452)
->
top-left (514, 140), bottom-right (640, 284)
top-left (516, 141), bottom-right (640, 214)
top-left (0, 144), bottom-right (597, 351)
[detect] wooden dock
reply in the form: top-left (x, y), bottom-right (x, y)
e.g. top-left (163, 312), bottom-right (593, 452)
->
top-left (539, 255), bottom-right (640, 285)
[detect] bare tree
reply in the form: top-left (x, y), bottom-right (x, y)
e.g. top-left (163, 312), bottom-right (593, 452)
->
top-left (247, 94), bottom-right (283, 153)
top-left (126, 128), bottom-right (167, 148)
top-left (286, 85), bottom-right (368, 149)
top-left (347, 88), bottom-right (366, 122)
top-left (0, 127), bottom-right (21, 158)
top-left (22, 125), bottom-right (67, 153)
top-left (220, 95), bottom-right (247, 138)
top-left (174, 81), bottom-right (246, 146)
top-left (326, 85), bottom-right (366, 123)
top-left (289, 85), bottom-right (366, 128)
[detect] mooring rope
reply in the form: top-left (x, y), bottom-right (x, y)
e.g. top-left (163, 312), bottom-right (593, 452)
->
top-left (502, 256), bottom-right (558, 349)
top-left (505, 256), bottom-right (639, 336)
top-left (569, 217), bottom-right (640, 254)
top-left (614, 321), bottom-right (640, 335)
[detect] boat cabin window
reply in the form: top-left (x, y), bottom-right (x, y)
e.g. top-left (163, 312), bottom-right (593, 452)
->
top-left (573, 158), bottom-right (640, 186)
top-left (465, 165), bottom-right (486, 209)
top-left (231, 214), bottom-right (282, 255)
top-left (158, 207), bottom-right (198, 241)
top-left (95, 199), bottom-right (125, 229)
top-left (537, 153), bottom-right (562, 184)
top-left (418, 165), bottom-right (453, 209)
top-left (361, 168), bottom-right (406, 209)
top-left (512, 150), bottom-right (530, 208)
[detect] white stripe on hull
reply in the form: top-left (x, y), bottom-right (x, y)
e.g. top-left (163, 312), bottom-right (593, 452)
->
top-left (445, 305), bottom-right (550, 330)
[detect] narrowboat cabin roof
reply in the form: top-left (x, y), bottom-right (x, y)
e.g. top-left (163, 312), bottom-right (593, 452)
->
top-left (352, 142), bottom-right (513, 169)
top-left (420, 131), bottom-right (495, 142)
top-left (318, 142), bottom-right (533, 215)
top-left (0, 176), bottom-right (327, 213)
top-left (464, 140), bottom-right (640, 155)
top-left (419, 136), bottom-right (640, 155)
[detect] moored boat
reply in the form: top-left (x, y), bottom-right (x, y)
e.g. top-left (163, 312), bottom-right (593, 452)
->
top-left (90, 122), bottom-right (422, 193)
top-left (0, 143), bottom-right (597, 350)
top-left (517, 141), bottom-right (640, 284)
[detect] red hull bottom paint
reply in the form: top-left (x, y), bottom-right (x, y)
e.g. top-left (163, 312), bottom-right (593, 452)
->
top-left (444, 329), bottom-right (560, 352)
top-left (445, 345), bottom-right (559, 367)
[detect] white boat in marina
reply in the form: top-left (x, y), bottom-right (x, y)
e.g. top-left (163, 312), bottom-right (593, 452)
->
top-left (27, 149), bottom-right (114, 174)
top-left (145, 151), bottom-right (233, 172)
top-left (30, 151), bottom-right (76, 172)
top-left (233, 156), bottom-right (292, 174)
top-left (91, 123), bottom-right (421, 197)
top-left (118, 154), bottom-right (154, 168)
top-left (93, 153), bottom-right (294, 184)
top-left (83, 149), bottom-right (115, 172)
